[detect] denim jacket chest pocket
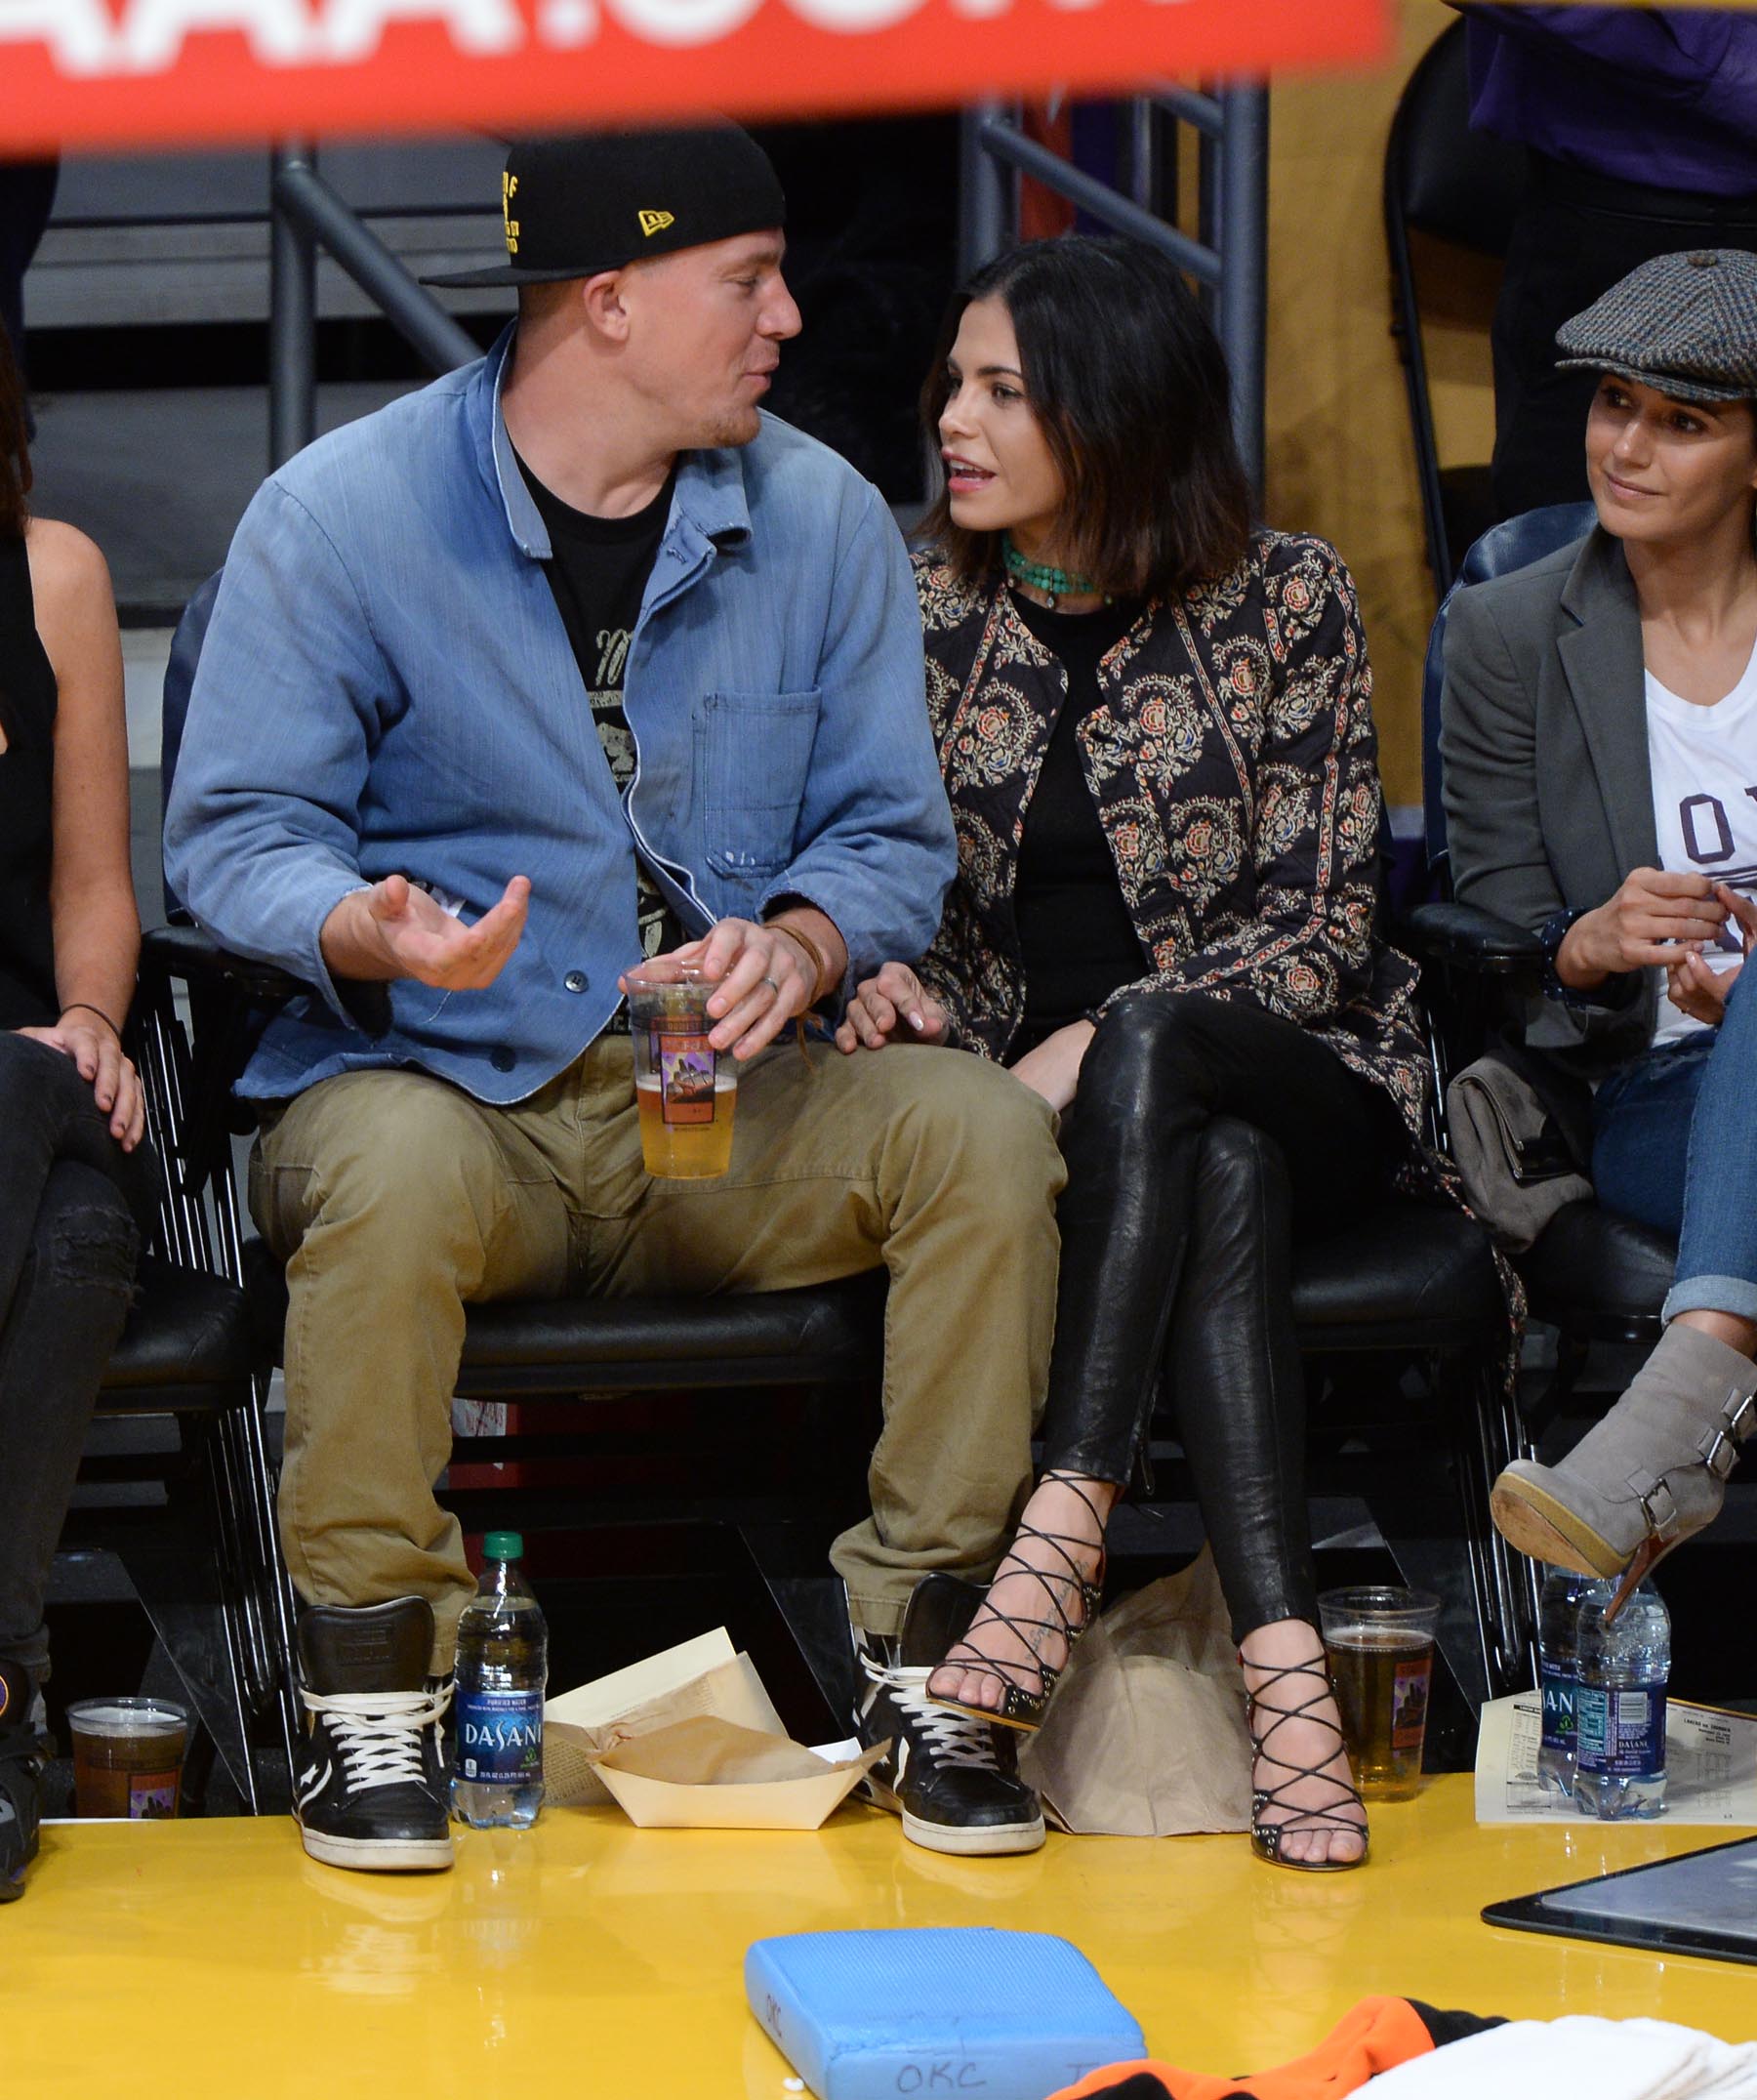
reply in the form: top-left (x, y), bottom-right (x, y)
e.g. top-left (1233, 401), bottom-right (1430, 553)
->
top-left (696, 688), bottom-right (822, 878)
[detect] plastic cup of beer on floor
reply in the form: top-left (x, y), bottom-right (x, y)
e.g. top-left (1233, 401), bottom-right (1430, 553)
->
top-left (65, 1696), bottom-right (188, 1819)
top-left (1317, 1585), bottom-right (1440, 1801)
top-left (626, 962), bottom-right (738, 1180)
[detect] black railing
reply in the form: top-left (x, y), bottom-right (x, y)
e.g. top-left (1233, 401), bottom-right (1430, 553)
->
top-left (266, 102), bottom-right (1269, 492)
top-left (267, 144), bottom-right (477, 469)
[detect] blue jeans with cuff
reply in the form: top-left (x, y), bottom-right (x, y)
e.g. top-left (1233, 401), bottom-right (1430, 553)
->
top-left (1591, 967), bottom-right (1757, 1327)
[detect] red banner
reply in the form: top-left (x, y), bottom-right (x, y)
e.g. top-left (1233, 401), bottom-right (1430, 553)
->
top-left (0, 0), bottom-right (1386, 154)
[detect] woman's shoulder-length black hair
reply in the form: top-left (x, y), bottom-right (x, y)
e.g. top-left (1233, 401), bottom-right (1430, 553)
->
top-left (0, 327), bottom-right (28, 542)
top-left (918, 233), bottom-right (1253, 600)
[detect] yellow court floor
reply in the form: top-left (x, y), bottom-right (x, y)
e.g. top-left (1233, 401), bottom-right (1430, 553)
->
top-left (11, 1776), bottom-right (1756, 2098)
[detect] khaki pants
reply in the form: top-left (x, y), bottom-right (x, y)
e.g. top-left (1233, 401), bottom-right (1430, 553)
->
top-left (251, 1034), bottom-right (1064, 1670)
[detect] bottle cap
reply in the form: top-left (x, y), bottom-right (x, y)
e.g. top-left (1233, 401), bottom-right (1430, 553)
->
top-left (483, 1531), bottom-right (523, 1562)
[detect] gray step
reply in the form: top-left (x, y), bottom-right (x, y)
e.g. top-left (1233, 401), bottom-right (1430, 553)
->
top-left (33, 140), bottom-right (508, 332)
top-left (28, 381), bottom-right (419, 622)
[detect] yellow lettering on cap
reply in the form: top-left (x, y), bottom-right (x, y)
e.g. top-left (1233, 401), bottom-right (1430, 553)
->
top-left (503, 171), bottom-right (520, 256)
top-left (638, 210), bottom-right (675, 238)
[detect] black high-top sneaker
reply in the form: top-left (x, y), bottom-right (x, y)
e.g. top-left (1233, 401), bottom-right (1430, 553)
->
top-left (0, 1659), bottom-right (41, 1902)
top-left (856, 1573), bottom-right (1045, 1858)
top-left (295, 1597), bottom-right (454, 1873)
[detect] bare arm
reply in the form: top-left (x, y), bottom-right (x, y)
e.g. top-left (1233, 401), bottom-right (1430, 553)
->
top-left (35, 520), bottom-right (137, 1024)
top-left (27, 519), bottom-right (143, 1146)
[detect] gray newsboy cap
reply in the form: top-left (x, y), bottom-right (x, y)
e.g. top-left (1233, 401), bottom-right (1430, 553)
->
top-left (1556, 248), bottom-right (1757, 403)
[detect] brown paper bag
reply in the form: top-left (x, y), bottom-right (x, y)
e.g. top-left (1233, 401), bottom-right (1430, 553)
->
top-left (1019, 1546), bottom-right (1252, 1835)
top-left (545, 1642), bottom-right (789, 1807)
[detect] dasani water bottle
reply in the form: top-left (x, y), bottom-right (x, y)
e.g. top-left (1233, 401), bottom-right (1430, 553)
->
top-left (451, 1531), bottom-right (548, 1830)
top-left (1573, 1575), bottom-right (1669, 1822)
top-left (1536, 1567), bottom-right (1588, 1796)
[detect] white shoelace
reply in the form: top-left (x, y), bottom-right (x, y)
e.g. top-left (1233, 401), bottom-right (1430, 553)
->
top-left (301, 1683), bottom-right (452, 1794)
top-left (861, 1657), bottom-right (1001, 1772)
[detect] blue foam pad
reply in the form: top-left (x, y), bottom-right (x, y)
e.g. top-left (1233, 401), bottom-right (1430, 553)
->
top-left (746, 1927), bottom-right (1146, 2100)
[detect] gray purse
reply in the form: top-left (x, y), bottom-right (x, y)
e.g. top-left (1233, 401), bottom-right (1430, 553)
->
top-left (1446, 1052), bottom-right (1593, 1251)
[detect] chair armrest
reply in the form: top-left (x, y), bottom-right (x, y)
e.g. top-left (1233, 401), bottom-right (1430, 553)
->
top-left (142, 923), bottom-right (308, 1004)
top-left (1401, 901), bottom-right (1545, 975)
top-left (136, 926), bottom-right (308, 1199)
top-left (143, 922), bottom-right (392, 1038)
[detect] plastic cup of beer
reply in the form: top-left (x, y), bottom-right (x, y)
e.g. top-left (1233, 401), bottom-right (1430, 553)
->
top-left (1317, 1585), bottom-right (1440, 1801)
top-left (626, 962), bottom-right (737, 1180)
top-left (65, 1696), bottom-right (188, 1819)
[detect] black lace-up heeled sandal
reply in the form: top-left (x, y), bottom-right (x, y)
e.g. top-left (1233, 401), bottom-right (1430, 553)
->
top-left (1244, 1649), bottom-right (1369, 1873)
top-left (923, 1471), bottom-right (1109, 1734)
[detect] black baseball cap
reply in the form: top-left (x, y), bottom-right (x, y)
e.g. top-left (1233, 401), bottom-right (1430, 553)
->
top-left (423, 124), bottom-right (786, 290)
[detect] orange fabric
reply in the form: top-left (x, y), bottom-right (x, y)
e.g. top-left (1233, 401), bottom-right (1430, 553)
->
top-left (1048, 1996), bottom-right (1438, 2100)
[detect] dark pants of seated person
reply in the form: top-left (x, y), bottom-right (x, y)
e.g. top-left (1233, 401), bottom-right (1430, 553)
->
top-left (1039, 993), bottom-right (1404, 1645)
top-left (0, 1033), bottom-right (152, 1682)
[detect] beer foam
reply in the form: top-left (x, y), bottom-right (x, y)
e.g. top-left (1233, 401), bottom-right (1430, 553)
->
top-left (66, 1700), bottom-right (187, 1738)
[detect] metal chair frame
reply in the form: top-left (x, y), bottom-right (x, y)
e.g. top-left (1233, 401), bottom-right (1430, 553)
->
top-left (82, 950), bottom-right (303, 1810)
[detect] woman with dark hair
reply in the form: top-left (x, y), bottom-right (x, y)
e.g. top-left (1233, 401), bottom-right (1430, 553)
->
top-left (0, 326), bottom-right (149, 1900)
top-left (838, 236), bottom-right (1428, 1870)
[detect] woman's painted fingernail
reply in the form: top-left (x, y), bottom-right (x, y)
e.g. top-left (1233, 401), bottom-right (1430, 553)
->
top-left (909, 1012), bottom-right (925, 1031)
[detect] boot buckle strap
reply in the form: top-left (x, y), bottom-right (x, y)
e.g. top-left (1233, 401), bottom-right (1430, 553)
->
top-left (1630, 1471), bottom-right (1681, 1541)
top-left (1698, 1387), bottom-right (1756, 1479)
top-left (1699, 1429), bottom-right (1739, 1481)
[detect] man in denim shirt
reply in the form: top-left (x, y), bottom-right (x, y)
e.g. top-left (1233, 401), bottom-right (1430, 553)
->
top-left (166, 127), bottom-right (1063, 1873)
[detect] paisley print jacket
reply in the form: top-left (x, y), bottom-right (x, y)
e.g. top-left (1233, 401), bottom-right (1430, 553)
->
top-left (911, 530), bottom-right (1430, 1144)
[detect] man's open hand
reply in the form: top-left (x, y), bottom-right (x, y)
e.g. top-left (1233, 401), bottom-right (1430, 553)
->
top-left (321, 874), bottom-right (531, 989)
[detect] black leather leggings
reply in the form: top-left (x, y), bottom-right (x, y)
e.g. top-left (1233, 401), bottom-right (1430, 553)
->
top-left (1036, 993), bottom-right (1402, 1644)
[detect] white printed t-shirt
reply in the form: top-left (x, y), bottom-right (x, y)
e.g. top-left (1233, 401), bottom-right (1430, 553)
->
top-left (1647, 639), bottom-right (1757, 1046)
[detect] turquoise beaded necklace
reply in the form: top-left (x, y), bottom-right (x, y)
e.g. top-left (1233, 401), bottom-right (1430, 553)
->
top-left (1002, 534), bottom-right (1104, 609)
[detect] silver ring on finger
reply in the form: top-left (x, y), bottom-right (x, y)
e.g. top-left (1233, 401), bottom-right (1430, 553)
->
top-left (760, 975), bottom-right (782, 998)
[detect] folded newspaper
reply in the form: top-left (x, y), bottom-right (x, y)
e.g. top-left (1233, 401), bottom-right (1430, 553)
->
top-left (1475, 1691), bottom-right (1757, 1825)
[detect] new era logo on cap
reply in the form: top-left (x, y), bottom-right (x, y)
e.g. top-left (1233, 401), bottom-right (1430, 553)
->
top-left (422, 125), bottom-right (785, 291)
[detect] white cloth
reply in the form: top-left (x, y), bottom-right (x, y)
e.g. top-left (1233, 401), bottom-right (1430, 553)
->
top-left (1364, 2017), bottom-right (1757, 2099)
top-left (1646, 643), bottom-right (1757, 1047)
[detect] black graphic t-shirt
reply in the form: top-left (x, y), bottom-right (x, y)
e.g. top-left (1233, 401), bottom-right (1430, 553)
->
top-left (519, 455), bottom-right (684, 1018)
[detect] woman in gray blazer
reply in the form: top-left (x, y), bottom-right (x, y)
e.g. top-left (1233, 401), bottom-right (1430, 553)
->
top-left (1443, 250), bottom-right (1757, 1597)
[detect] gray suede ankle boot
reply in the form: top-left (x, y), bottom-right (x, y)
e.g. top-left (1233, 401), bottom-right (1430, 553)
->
top-left (1492, 1325), bottom-right (1757, 1596)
